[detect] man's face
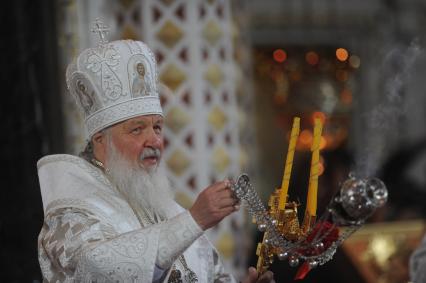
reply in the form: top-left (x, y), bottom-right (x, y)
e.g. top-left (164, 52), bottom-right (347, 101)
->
top-left (107, 114), bottom-right (164, 170)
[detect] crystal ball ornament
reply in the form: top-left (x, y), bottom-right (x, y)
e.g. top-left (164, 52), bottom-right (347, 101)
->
top-left (340, 174), bottom-right (388, 221)
top-left (366, 177), bottom-right (388, 206)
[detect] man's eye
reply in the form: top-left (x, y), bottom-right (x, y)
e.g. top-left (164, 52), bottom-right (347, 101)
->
top-left (154, 125), bottom-right (162, 133)
top-left (131, 128), bottom-right (141, 134)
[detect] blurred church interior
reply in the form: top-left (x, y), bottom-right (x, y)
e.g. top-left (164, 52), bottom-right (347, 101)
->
top-left (2, 0), bottom-right (426, 282)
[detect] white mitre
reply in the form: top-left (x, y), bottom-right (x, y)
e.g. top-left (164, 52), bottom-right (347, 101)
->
top-left (66, 39), bottom-right (163, 138)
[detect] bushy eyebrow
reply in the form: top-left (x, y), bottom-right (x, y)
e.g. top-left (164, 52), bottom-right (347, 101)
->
top-left (132, 120), bottom-right (148, 126)
top-left (124, 116), bottom-right (163, 129)
top-left (123, 119), bottom-right (147, 130)
top-left (154, 117), bottom-right (164, 125)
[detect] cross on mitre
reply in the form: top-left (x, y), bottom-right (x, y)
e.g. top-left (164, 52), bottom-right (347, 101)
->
top-left (91, 18), bottom-right (110, 45)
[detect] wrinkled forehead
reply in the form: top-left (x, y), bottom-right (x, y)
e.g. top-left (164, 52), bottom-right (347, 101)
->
top-left (97, 114), bottom-right (164, 136)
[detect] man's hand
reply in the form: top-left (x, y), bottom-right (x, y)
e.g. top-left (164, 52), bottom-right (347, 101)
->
top-left (189, 180), bottom-right (239, 230)
top-left (242, 267), bottom-right (274, 283)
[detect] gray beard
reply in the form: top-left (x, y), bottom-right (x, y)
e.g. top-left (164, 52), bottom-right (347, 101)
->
top-left (105, 140), bottom-right (177, 221)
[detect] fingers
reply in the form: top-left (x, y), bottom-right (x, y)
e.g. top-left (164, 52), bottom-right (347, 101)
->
top-left (242, 267), bottom-right (274, 283)
top-left (248, 267), bottom-right (258, 279)
top-left (216, 196), bottom-right (240, 209)
top-left (207, 179), bottom-right (239, 209)
top-left (216, 188), bottom-right (240, 210)
top-left (216, 188), bottom-right (237, 201)
top-left (210, 179), bottom-right (232, 192)
top-left (218, 205), bottom-right (238, 218)
top-left (258, 271), bottom-right (274, 283)
top-left (216, 197), bottom-right (235, 208)
top-left (241, 267), bottom-right (258, 283)
top-left (191, 179), bottom-right (240, 230)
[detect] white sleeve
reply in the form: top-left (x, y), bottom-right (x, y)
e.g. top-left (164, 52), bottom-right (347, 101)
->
top-left (156, 210), bottom-right (204, 269)
top-left (39, 207), bottom-right (203, 282)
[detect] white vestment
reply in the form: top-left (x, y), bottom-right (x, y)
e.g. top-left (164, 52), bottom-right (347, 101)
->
top-left (37, 154), bottom-right (236, 283)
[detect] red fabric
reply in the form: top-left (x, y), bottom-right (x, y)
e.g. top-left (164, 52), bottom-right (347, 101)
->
top-left (297, 221), bottom-right (339, 256)
top-left (307, 221), bottom-right (339, 250)
top-left (294, 262), bottom-right (310, 280)
top-left (294, 221), bottom-right (339, 280)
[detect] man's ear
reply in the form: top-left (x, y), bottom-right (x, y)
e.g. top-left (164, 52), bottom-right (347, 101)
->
top-left (92, 131), bottom-right (108, 164)
top-left (92, 131), bottom-right (105, 147)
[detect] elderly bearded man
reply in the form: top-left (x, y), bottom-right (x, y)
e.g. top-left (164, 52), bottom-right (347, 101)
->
top-left (37, 39), bottom-right (274, 283)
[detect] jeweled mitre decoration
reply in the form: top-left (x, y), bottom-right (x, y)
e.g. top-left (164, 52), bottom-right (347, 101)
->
top-left (231, 117), bottom-right (388, 279)
top-left (66, 19), bottom-right (163, 138)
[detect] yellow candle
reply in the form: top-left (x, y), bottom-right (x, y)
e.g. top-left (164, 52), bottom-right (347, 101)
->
top-left (278, 117), bottom-right (300, 210)
top-left (306, 118), bottom-right (323, 216)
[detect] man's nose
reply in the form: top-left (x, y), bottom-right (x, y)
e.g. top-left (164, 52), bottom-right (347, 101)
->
top-left (145, 128), bottom-right (162, 148)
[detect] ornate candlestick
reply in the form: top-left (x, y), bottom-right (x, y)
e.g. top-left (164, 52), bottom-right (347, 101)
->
top-left (231, 117), bottom-right (388, 279)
